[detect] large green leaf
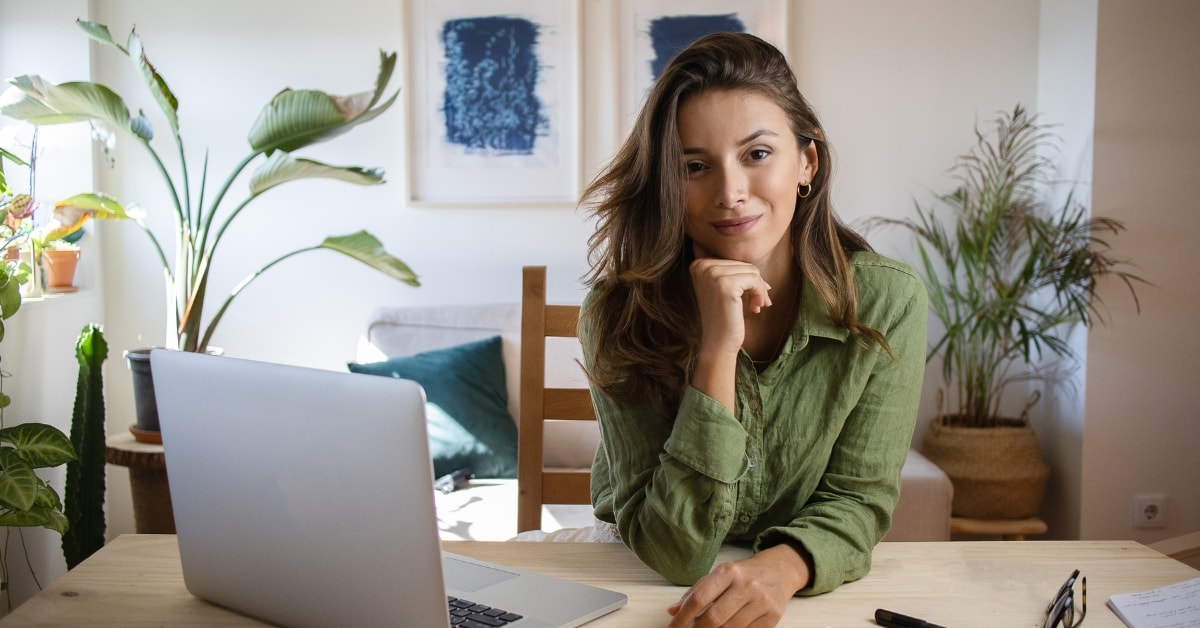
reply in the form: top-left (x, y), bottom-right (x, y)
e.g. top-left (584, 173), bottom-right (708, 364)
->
top-left (42, 506), bottom-right (70, 535)
top-left (34, 481), bottom-right (63, 512)
top-left (0, 76), bottom-right (144, 141)
top-left (246, 50), bottom-right (398, 155)
top-left (76, 20), bottom-right (128, 54)
top-left (249, 152), bottom-right (384, 196)
top-left (0, 505), bottom-right (66, 533)
top-left (0, 507), bottom-right (49, 528)
top-left (320, 231), bottom-right (419, 286)
top-left (0, 424), bottom-right (77, 468)
top-left (45, 193), bottom-right (132, 242)
top-left (127, 30), bottom-right (180, 136)
top-left (72, 22), bottom-right (172, 140)
top-left (0, 265), bottom-right (21, 321)
top-left (0, 455), bottom-right (40, 512)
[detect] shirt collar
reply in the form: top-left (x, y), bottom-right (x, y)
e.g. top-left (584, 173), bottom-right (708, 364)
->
top-left (787, 277), bottom-right (849, 352)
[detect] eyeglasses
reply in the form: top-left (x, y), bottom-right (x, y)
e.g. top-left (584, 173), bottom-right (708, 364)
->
top-left (1044, 569), bottom-right (1087, 628)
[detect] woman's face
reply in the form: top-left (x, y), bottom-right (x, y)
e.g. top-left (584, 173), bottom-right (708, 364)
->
top-left (678, 89), bottom-right (817, 270)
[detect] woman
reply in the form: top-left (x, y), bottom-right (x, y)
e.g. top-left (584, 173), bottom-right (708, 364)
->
top-left (579, 33), bottom-right (927, 627)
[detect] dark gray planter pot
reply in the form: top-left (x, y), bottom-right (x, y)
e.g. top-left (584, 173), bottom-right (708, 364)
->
top-left (124, 347), bottom-right (224, 442)
top-left (124, 348), bottom-right (160, 434)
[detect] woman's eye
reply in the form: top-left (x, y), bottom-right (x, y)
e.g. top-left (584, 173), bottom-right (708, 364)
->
top-left (685, 161), bottom-right (706, 174)
top-left (748, 148), bottom-right (771, 161)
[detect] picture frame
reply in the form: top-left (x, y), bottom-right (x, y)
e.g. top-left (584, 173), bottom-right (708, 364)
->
top-left (406, 0), bottom-right (581, 206)
top-left (617, 0), bottom-right (789, 138)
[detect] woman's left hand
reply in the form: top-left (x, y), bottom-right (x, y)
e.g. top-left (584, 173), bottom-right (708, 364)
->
top-left (666, 544), bottom-right (810, 627)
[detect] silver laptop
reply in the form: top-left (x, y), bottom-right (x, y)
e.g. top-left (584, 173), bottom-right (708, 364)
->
top-left (151, 349), bottom-right (626, 628)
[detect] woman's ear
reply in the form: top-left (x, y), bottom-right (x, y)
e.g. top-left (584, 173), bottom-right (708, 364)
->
top-left (800, 141), bottom-right (819, 183)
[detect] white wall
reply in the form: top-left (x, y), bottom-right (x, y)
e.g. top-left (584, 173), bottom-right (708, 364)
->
top-left (1084, 0), bottom-right (1200, 544)
top-left (792, 0), bottom-right (1041, 446)
top-left (1034, 0), bottom-right (1099, 541)
top-left (9, 0), bottom-right (1192, 608)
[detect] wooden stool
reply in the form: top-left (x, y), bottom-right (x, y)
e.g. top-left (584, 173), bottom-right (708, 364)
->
top-left (106, 432), bottom-right (175, 534)
top-left (951, 516), bottom-right (1047, 540)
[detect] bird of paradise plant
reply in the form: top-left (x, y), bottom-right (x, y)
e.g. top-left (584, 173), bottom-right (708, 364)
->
top-left (0, 19), bottom-right (418, 353)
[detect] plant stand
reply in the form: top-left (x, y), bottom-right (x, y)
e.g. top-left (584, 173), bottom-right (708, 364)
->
top-left (951, 516), bottom-right (1047, 541)
top-left (105, 432), bottom-right (175, 534)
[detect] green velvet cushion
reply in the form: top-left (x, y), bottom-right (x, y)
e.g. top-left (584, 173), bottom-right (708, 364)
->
top-left (347, 336), bottom-right (517, 478)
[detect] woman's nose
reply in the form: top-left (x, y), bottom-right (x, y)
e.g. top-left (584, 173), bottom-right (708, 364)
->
top-left (715, 166), bottom-right (748, 208)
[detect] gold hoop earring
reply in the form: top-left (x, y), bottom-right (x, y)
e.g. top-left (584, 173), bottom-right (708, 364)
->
top-left (797, 183), bottom-right (812, 199)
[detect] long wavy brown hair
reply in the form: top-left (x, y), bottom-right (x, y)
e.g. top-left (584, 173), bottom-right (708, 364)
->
top-left (581, 32), bottom-right (885, 413)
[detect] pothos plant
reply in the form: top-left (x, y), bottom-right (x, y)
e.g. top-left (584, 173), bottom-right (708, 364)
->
top-left (0, 19), bottom-right (419, 353)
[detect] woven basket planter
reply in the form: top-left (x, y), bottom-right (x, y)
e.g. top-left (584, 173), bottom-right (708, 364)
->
top-left (920, 416), bottom-right (1050, 519)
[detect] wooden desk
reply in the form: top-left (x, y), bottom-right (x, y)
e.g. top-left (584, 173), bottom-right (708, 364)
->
top-left (2, 535), bottom-right (1196, 626)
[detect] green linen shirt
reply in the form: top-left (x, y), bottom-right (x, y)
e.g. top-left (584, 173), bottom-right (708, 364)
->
top-left (586, 252), bottom-right (927, 595)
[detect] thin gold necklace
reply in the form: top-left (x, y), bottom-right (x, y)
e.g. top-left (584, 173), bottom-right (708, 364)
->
top-left (749, 284), bottom-right (799, 367)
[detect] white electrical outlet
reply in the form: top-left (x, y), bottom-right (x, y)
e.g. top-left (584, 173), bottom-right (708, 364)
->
top-left (1133, 493), bottom-right (1167, 529)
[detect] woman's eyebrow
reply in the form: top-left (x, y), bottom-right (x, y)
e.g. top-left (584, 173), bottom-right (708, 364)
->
top-left (682, 128), bottom-right (780, 155)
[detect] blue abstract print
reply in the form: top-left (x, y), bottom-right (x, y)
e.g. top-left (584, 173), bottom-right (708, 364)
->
top-left (440, 16), bottom-right (546, 155)
top-left (648, 14), bottom-right (746, 78)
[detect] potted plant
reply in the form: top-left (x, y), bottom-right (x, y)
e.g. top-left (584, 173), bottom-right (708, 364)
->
top-left (0, 20), bottom-right (420, 437)
top-left (38, 239), bottom-right (80, 292)
top-left (869, 105), bottom-right (1143, 519)
top-left (33, 190), bottom-right (93, 294)
top-left (0, 144), bottom-right (76, 612)
top-left (1, 125), bottom-right (110, 297)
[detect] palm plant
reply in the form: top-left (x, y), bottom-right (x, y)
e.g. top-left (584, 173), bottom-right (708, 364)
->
top-left (0, 20), bottom-right (418, 353)
top-left (871, 105), bottom-right (1142, 427)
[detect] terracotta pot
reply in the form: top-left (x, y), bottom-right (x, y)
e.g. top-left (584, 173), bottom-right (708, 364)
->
top-left (42, 248), bottom-right (81, 290)
top-left (920, 415), bottom-right (1050, 519)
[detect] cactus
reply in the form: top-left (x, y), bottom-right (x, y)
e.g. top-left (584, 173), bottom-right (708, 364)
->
top-left (61, 324), bottom-right (107, 569)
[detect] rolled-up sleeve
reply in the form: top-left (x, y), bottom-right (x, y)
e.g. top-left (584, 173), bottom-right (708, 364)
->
top-left (590, 383), bottom-right (750, 584)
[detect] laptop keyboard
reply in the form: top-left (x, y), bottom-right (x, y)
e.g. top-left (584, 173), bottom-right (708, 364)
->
top-left (447, 596), bottom-right (524, 627)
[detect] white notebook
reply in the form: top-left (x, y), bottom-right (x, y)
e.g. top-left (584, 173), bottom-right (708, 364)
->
top-left (1107, 577), bottom-right (1200, 628)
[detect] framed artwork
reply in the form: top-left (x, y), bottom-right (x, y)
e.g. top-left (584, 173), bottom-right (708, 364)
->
top-left (407, 0), bottom-right (581, 205)
top-left (617, 0), bottom-right (789, 137)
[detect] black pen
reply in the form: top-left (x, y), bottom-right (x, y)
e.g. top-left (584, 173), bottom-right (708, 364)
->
top-left (875, 608), bottom-right (949, 628)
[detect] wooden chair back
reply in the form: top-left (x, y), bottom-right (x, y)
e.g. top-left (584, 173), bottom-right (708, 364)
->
top-left (517, 266), bottom-right (596, 532)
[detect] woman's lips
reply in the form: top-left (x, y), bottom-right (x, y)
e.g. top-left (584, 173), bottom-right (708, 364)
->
top-left (712, 215), bottom-right (760, 236)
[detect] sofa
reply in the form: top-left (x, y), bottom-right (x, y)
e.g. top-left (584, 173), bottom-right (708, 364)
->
top-left (356, 303), bottom-right (953, 542)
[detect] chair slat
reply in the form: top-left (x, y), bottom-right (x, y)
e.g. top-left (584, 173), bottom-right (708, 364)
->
top-left (542, 471), bottom-right (592, 505)
top-left (544, 389), bottom-right (595, 420)
top-left (544, 305), bottom-right (578, 337)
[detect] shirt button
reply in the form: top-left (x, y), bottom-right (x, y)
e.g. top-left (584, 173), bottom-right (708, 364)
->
top-left (748, 399), bottom-right (760, 411)
top-left (739, 514), bottom-right (751, 523)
